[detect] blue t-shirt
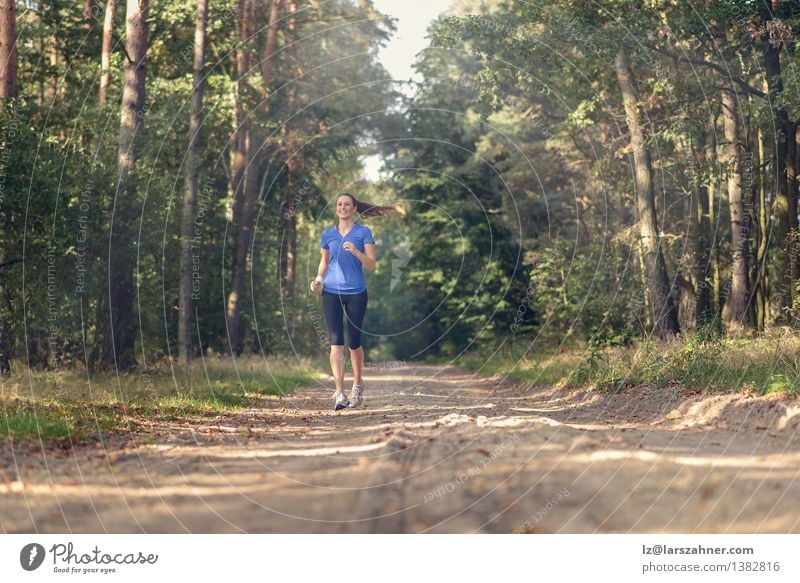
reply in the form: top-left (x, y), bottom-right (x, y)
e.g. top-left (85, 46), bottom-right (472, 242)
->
top-left (320, 223), bottom-right (375, 294)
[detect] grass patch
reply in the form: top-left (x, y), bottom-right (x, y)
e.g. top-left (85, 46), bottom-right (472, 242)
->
top-left (427, 348), bottom-right (582, 387)
top-left (2, 408), bottom-right (73, 443)
top-left (1, 398), bottom-right (119, 445)
top-left (0, 356), bottom-right (318, 445)
top-left (563, 333), bottom-right (800, 396)
top-left (439, 332), bottom-right (800, 397)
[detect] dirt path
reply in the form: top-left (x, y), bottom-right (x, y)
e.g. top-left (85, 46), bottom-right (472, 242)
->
top-left (3, 363), bottom-right (800, 533)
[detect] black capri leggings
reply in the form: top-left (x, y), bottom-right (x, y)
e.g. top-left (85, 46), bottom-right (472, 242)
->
top-left (322, 290), bottom-right (368, 349)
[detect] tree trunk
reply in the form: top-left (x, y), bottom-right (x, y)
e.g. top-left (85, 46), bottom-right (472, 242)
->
top-left (261, 0), bottom-right (283, 90)
top-left (706, 111), bottom-right (721, 316)
top-left (615, 47), bottom-right (679, 338)
top-left (0, 0), bottom-right (16, 100)
top-left (179, 0), bottom-right (208, 363)
top-left (788, 120), bottom-right (800, 301)
top-left (720, 87), bottom-right (752, 330)
top-left (227, 0), bottom-right (281, 355)
top-left (99, 0), bottom-right (117, 104)
top-left (282, 170), bottom-right (298, 301)
top-left (226, 0), bottom-right (253, 356)
top-left (37, 1), bottom-right (44, 104)
top-left (282, 0), bottom-right (298, 302)
top-left (689, 127), bottom-right (712, 327)
top-left (93, 0), bottom-right (149, 371)
top-left (83, 0), bottom-right (95, 29)
top-left (763, 4), bottom-right (798, 322)
top-left (0, 0), bottom-right (16, 374)
top-left (48, 34), bottom-right (59, 103)
top-left (753, 124), bottom-right (769, 331)
top-left (0, 291), bottom-right (12, 374)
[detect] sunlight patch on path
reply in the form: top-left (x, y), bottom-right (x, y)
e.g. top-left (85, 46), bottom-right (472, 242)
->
top-left (145, 441), bottom-right (389, 459)
top-left (565, 449), bottom-right (800, 469)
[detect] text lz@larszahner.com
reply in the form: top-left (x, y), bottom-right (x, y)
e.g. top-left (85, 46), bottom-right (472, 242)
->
top-left (49, 542), bottom-right (158, 574)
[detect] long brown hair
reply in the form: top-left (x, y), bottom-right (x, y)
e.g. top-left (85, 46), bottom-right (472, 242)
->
top-left (337, 192), bottom-right (405, 219)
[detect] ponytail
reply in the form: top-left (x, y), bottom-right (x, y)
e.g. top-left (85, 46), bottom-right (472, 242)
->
top-left (338, 192), bottom-right (405, 219)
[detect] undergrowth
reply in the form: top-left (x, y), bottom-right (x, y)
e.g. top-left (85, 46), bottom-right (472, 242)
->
top-left (0, 356), bottom-right (317, 446)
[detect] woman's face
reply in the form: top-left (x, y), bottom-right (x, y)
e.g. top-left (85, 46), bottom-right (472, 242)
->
top-left (336, 196), bottom-right (355, 219)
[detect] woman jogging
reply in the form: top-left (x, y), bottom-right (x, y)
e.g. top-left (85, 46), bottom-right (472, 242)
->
top-left (310, 193), bottom-right (401, 410)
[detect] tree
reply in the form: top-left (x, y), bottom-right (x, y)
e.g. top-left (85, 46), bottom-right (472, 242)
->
top-left (179, 0), bottom-right (209, 363)
top-left (0, 0), bottom-right (16, 100)
top-left (0, 0), bottom-right (16, 374)
top-left (615, 47), bottom-right (680, 338)
top-left (720, 85), bottom-right (752, 330)
top-left (99, 0), bottom-right (118, 104)
top-left (225, 0), bottom-right (255, 356)
top-left (227, 0), bottom-right (281, 355)
top-left (92, 0), bottom-right (150, 371)
top-left (280, 0), bottom-right (299, 303)
top-left (761, 1), bottom-right (798, 321)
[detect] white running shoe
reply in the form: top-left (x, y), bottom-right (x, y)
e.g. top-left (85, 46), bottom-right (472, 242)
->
top-left (349, 384), bottom-right (363, 408)
top-left (333, 390), bottom-right (350, 411)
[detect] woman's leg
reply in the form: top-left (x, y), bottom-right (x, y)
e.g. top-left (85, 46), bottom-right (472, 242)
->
top-left (330, 346), bottom-right (345, 391)
top-left (322, 292), bottom-right (346, 392)
top-left (343, 290), bottom-right (368, 387)
top-left (350, 346), bottom-right (364, 385)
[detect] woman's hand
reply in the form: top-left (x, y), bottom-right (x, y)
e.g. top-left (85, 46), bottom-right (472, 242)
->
top-left (310, 276), bottom-right (323, 293)
top-left (343, 241), bottom-right (376, 270)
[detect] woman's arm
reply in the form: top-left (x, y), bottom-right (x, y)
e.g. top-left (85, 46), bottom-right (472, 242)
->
top-left (317, 248), bottom-right (330, 278)
top-left (310, 248), bottom-right (330, 292)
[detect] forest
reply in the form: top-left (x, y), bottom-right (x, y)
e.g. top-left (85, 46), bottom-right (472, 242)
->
top-left (4, 0), bottom-right (800, 540)
top-left (0, 0), bottom-right (799, 393)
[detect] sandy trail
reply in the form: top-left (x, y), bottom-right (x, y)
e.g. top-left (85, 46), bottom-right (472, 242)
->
top-left (2, 363), bottom-right (800, 533)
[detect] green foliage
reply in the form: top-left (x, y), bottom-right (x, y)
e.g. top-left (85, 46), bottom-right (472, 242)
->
top-left (0, 0), bottom-right (398, 368)
top-left (567, 343), bottom-right (611, 388)
top-left (450, 333), bottom-right (800, 398)
top-left (4, 0), bottom-right (800, 377)
top-left (381, 116), bottom-right (523, 353)
top-left (562, 334), bottom-right (800, 397)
